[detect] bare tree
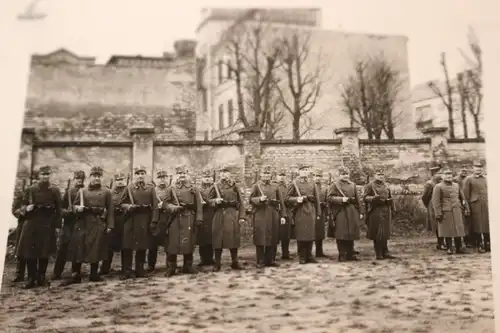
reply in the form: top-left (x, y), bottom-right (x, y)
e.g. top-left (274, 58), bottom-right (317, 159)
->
top-left (274, 30), bottom-right (325, 140)
top-left (222, 13), bottom-right (285, 138)
top-left (339, 55), bottom-right (404, 140)
top-left (427, 53), bottom-right (456, 139)
top-left (459, 27), bottom-right (483, 138)
top-left (456, 72), bottom-right (469, 138)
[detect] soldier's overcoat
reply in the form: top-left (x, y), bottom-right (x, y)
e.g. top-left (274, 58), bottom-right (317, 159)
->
top-left (208, 180), bottom-right (245, 249)
top-left (163, 181), bottom-right (203, 254)
top-left (108, 186), bottom-right (127, 251)
top-left (286, 180), bottom-right (320, 242)
top-left (315, 182), bottom-right (327, 241)
top-left (363, 180), bottom-right (394, 241)
top-left (16, 182), bottom-right (62, 259)
top-left (120, 182), bottom-right (159, 250)
top-left (67, 184), bottom-right (115, 263)
top-left (422, 175), bottom-right (442, 232)
top-left (197, 184), bottom-right (215, 246)
top-left (60, 186), bottom-right (83, 246)
top-left (463, 175), bottom-right (489, 234)
top-left (277, 182), bottom-right (293, 241)
top-left (249, 181), bottom-right (286, 247)
top-left (327, 180), bottom-right (363, 241)
top-left (432, 181), bottom-right (468, 238)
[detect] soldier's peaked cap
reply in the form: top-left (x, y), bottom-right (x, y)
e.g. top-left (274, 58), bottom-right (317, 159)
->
top-left (442, 166), bottom-right (452, 174)
top-left (201, 168), bottom-right (212, 177)
top-left (134, 165), bottom-right (147, 174)
top-left (114, 172), bottom-right (126, 180)
top-left (277, 168), bottom-right (287, 176)
top-left (313, 168), bottom-right (323, 176)
top-left (473, 160), bottom-right (483, 167)
top-left (261, 165), bottom-right (273, 173)
top-left (73, 170), bottom-right (86, 179)
top-left (175, 165), bottom-right (188, 174)
top-left (38, 165), bottom-right (52, 174)
top-left (90, 166), bottom-right (103, 176)
top-left (297, 164), bottom-right (311, 171)
top-left (219, 164), bottom-right (231, 172)
top-left (338, 166), bottom-right (350, 174)
top-left (429, 161), bottom-right (442, 171)
top-left (374, 168), bottom-right (385, 174)
top-left (156, 168), bottom-right (168, 177)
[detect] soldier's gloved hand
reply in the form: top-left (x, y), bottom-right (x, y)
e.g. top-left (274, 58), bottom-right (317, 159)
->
top-left (75, 205), bottom-right (84, 213)
top-left (280, 217), bottom-right (286, 225)
top-left (341, 197), bottom-right (349, 204)
top-left (464, 210), bottom-right (470, 216)
top-left (158, 202), bottom-right (163, 209)
top-left (55, 228), bottom-right (61, 236)
top-left (106, 228), bottom-right (112, 234)
top-left (359, 214), bottom-right (364, 220)
top-left (26, 204), bottom-right (34, 212)
top-left (316, 215), bottom-right (320, 220)
top-left (238, 218), bottom-right (245, 224)
top-left (174, 205), bottom-right (184, 213)
top-left (296, 197), bottom-right (304, 204)
top-left (259, 195), bottom-right (268, 202)
top-left (215, 198), bottom-right (223, 204)
top-left (196, 220), bottom-right (203, 227)
top-left (436, 215), bottom-right (443, 223)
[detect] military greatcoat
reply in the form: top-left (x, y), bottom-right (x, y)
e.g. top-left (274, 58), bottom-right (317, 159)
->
top-left (286, 179), bottom-right (320, 242)
top-left (422, 175), bottom-right (442, 232)
top-left (463, 175), bottom-right (489, 234)
top-left (120, 182), bottom-right (159, 250)
top-left (363, 180), bottom-right (394, 241)
top-left (16, 182), bottom-right (62, 259)
top-left (249, 181), bottom-right (286, 247)
top-left (327, 180), bottom-right (363, 241)
top-left (277, 181), bottom-right (293, 241)
top-left (315, 182), bottom-right (327, 241)
top-left (163, 181), bottom-right (203, 254)
top-left (208, 180), bottom-right (245, 249)
top-left (432, 181), bottom-right (468, 238)
top-left (108, 186), bottom-right (127, 251)
top-left (67, 184), bottom-right (115, 263)
top-left (197, 184), bottom-right (215, 246)
top-left (60, 186), bottom-right (83, 246)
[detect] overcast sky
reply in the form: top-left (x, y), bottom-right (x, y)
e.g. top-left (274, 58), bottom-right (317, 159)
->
top-left (6, 0), bottom-right (498, 87)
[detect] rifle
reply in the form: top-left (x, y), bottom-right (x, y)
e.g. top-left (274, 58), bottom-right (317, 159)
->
top-left (169, 174), bottom-right (173, 186)
top-left (66, 177), bottom-right (72, 209)
top-left (21, 178), bottom-right (26, 192)
top-left (212, 170), bottom-right (216, 184)
top-left (126, 174), bottom-right (130, 186)
top-left (109, 178), bottom-right (114, 190)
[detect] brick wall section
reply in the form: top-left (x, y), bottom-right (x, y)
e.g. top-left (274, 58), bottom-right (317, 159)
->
top-left (14, 126), bottom-right (486, 242)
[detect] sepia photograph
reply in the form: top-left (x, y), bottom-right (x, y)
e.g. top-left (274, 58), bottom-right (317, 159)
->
top-left (0, 0), bottom-right (498, 332)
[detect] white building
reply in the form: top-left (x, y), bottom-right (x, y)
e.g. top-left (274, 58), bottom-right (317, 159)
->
top-left (195, 8), bottom-right (414, 140)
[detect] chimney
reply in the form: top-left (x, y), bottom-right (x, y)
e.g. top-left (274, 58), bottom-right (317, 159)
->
top-left (163, 52), bottom-right (176, 61)
top-left (174, 39), bottom-right (197, 58)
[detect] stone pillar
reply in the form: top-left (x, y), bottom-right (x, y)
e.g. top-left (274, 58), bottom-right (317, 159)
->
top-left (239, 127), bottom-right (262, 187)
top-left (421, 127), bottom-right (448, 164)
top-left (16, 127), bottom-right (36, 190)
top-left (334, 127), bottom-right (363, 183)
top-left (130, 125), bottom-right (155, 181)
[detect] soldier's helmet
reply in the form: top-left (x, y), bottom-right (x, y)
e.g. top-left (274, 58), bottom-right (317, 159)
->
top-left (90, 166), bottom-right (103, 176)
top-left (156, 168), bottom-right (168, 178)
top-left (473, 160), bottom-right (483, 167)
top-left (134, 165), bottom-right (147, 174)
top-left (38, 165), bottom-right (52, 175)
top-left (74, 170), bottom-right (86, 179)
top-left (114, 172), bottom-right (126, 180)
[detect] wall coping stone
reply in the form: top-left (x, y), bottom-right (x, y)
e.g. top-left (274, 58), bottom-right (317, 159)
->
top-left (130, 127), bottom-right (155, 135)
top-left (421, 127), bottom-right (448, 135)
top-left (334, 127), bottom-right (360, 135)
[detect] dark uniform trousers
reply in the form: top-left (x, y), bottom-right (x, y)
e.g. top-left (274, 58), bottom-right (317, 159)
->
top-left (26, 258), bottom-right (50, 285)
top-left (199, 244), bottom-right (215, 265)
top-left (296, 241), bottom-right (315, 263)
top-left (14, 258), bottom-right (27, 281)
top-left (256, 246), bottom-right (278, 266)
top-left (147, 243), bottom-right (159, 270)
top-left (121, 249), bottom-right (146, 277)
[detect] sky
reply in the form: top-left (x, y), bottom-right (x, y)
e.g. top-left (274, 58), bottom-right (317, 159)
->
top-left (5, 0), bottom-right (496, 87)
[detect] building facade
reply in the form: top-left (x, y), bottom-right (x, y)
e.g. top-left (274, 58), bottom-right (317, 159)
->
top-left (195, 8), bottom-right (414, 140)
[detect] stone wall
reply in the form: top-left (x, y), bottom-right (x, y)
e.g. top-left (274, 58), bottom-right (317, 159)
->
top-left (14, 126), bottom-right (486, 240)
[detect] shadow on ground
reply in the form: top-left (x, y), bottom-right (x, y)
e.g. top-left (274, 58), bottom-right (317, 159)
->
top-left (0, 237), bottom-right (494, 333)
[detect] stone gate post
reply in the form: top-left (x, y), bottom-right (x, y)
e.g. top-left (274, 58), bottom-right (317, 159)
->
top-left (334, 127), bottom-right (363, 183)
top-left (421, 127), bottom-right (449, 164)
top-left (238, 127), bottom-right (262, 188)
top-left (130, 125), bottom-right (155, 181)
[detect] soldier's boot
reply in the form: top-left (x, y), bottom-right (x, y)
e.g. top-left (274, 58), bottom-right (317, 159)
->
top-left (89, 263), bottom-right (103, 282)
top-left (120, 249), bottom-right (134, 280)
top-left (336, 240), bottom-right (345, 262)
top-left (454, 237), bottom-right (466, 254)
top-left (484, 233), bottom-right (491, 252)
top-left (182, 254), bottom-right (197, 274)
top-left (271, 246), bottom-right (280, 266)
top-left (230, 248), bottom-right (243, 270)
top-left (315, 240), bottom-right (326, 258)
top-left (306, 242), bottom-right (318, 263)
top-left (36, 258), bottom-right (49, 287)
top-left (165, 254), bottom-right (177, 277)
top-left (60, 262), bottom-right (83, 286)
top-left (265, 246), bottom-right (280, 267)
top-left (100, 251), bottom-right (114, 275)
top-left (374, 241), bottom-right (383, 260)
top-left (297, 242), bottom-right (307, 264)
top-left (13, 257), bottom-right (26, 282)
top-left (135, 250), bottom-right (146, 278)
top-left (212, 249), bottom-right (222, 272)
top-left (198, 245), bottom-right (207, 266)
top-left (464, 234), bottom-right (473, 248)
top-left (281, 240), bottom-right (291, 260)
top-left (437, 236), bottom-right (447, 251)
top-left (382, 241), bottom-right (397, 259)
top-left (23, 259), bottom-right (37, 289)
top-left (51, 244), bottom-right (68, 280)
top-left (147, 245), bottom-right (158, 272)
top-left (256, 246), bottom-right (265, 268)
top-left (445, 237), bottom-right (454, 255)
top-left (206, 245), bottom-right (216, 265)
top-left (347, 241), bottom-right (359, 261)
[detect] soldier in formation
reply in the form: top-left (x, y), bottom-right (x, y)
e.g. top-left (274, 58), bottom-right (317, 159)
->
top-left (119, 165), bottom-right (159, 279)
top-left (454, 166), bottom-right (473, 248)
top-left (249, 165), bottom-right (286, 268)
top-left (162, 165), bottom-right (203, 277)
top-left (363, 168), bottom-right (396, 260)
top-left (197, 169), bottom-right (216, 266)
top-left (463, 161), bottom-right (489, 252)
top-left (208, 165), bottom-right (245, 271)
top-left (328, 166), bottom-right (363, 262)
top-left (52, 170), bottom-right (86, 280)
top-left (16, 166), bottom-right (62, 289)
top-left (62, 166), bottom-right (115, 285)
top-left (286, 165), bottom-right (320, 264)
top-left (313, 169), bottom-right (327, 258)
top-left (422, 162), bottom-right (446, 251)
top-left (276, 168), bottom-right (292, 260)
top-left (431, 167), bottom-right (470, 255)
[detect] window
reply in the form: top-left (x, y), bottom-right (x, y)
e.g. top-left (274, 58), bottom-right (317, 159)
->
top-left (218, 60), bottom-right (224, 84)
top-left (218, 104), bottom-right (224, 130)
top-left (227, 99), bottom-right (234, 126)
top-left (203, 130), bottom-right (209, 141)
top-left (201, 89), bottom-right (208, 113)
top-left (227, 60), bottom-right (233, 79)
top-left (416, 104), bottom-right (432, 122)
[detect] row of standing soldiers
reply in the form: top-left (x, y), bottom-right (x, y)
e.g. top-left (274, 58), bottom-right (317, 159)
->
top-left (422, 160), bottom-right (489, 254)
top-left (16, 160), bottom-right (479, 289)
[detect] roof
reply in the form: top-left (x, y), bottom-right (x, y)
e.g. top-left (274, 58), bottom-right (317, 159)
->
top-left (31, 48), bottom-right (96, 64)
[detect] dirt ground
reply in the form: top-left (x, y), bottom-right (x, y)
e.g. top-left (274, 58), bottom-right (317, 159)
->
top-left (0, 237), bottom-right (494, 333)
